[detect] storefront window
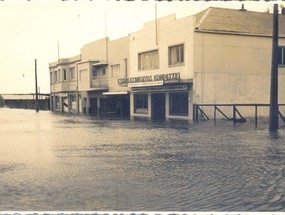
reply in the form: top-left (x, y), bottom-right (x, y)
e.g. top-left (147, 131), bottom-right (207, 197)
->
top-left (134, 94), bottom-right (148, 114)
top-left (169, 92), bottom-right (188, 116)
top-left (70, 95), bottom-right (76, 110)
top-left (55, 96), bottom-right (60, 109)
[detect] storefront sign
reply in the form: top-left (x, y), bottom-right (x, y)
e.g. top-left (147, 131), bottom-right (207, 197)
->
top-left (118, 72), bottom-right (181, 86)
top-left (153, 73), bottom-right (180, 81)
top-left (132, 84), bottom-right (188, 93)
top-left (128, 81), bottom-right (163, 87)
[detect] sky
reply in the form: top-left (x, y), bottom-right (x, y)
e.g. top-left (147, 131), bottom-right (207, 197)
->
top-left (0, 0), bottom-right (283, 94)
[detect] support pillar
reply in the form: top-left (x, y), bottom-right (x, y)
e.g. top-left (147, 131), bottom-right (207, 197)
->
top-left (269, 4), bottom-right (279, 132)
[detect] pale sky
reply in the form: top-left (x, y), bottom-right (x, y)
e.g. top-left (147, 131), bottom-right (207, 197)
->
top-left (0, 0), bottom-right (282, 94)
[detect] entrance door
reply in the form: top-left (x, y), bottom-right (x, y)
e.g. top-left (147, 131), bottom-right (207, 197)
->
top-left (151, 93), bottom-right (165, 120)
top-left (121, 96), bottom-right (130, 116)
top-left (89, 98), bottom-right (97, 115)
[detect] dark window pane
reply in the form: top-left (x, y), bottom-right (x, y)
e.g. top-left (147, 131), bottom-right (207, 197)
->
top-left (134, 94), bottom-right (148, 113)
top-left (169, 92), bottom-right (188, 116)
top-left (283, 48), bottom-right (285, 65)
top-left (278, 47), bottom-right (283, 65)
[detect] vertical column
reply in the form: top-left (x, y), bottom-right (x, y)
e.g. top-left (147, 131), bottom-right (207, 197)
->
top-left (269, 4), bottom-right (279, 132)
top-left (68, 93), bottom-right (71, 113)
top-left (189, 86), bottom-right (193, 120)
top-left (97, 97), bottom-right (101, 116)
top-left (130, 93), bottom-right (134, 118)
top-left (148, 93), bottom-right (152, 118)
top-left (86, 94), bottom-right (90, 114)
top-left (165, 92), bottom-right (170, 119)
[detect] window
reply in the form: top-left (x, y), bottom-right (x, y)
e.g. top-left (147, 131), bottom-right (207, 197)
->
top-left (138, 50), bottom-right (159, 70)
top-left (92, 68), bottom-right (97, 78)
top-left (55, 96), bottom-right (60, 109)
top-left (57, 69), bottom-right (61, 82)
top-left (124, 58), bottom-right (128, 77)
top-left (54, 71), bottom-right (58, 83)
top-left (102, 68), bottom-right (106, 75)
top-left (111, 64), bottom-right (120, 77)
top-left (63, 69), bottom-right (67, 81)
top-left (169, 44), bottom-right (184, 66)
top-left (79, 69), bottom-right (88, 82)
top-left (69, 67), bottom-right (75, 80)
top-left (134, 94), bottom-right (148, 114)
top-left (70, 95), bottom-right (76, 110)
top-left (278, 47), bottom-right (285, 66)
top-left (92, 67), bottom-right (106, 78)
top-left (169, 92), bottom-right (188, 116)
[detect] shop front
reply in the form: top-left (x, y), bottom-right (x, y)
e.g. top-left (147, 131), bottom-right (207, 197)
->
top-left (119, 73), bottom-right (193, 120)
top-left (131, 84), bottom-right (192, 120)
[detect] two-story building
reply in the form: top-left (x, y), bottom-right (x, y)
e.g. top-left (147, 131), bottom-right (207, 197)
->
top-left (192, 7), bottom-right (285, 118)
top-left (122, 14), bottom-right (195, 120)
top-left (49, 55), bottom-right (81, 113)
top-left (50, 6), bottom-right (285, 121)
top-left (50, 36), bottom-right (129, 116)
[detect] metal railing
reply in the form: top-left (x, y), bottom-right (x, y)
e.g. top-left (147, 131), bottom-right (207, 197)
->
top-left (193, 103), bottom-right (285, 127)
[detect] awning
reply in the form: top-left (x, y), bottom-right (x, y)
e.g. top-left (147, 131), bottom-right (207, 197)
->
top-left (92, 62), bottom-right (108, 67)
top-left (102, 91), bottom-right (129, 96)
top-left (86, 87), bottom-right (108, 91)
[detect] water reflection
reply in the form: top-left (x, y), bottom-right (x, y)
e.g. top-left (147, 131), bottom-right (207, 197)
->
top-left (0, 108), bottom-right (285, 211)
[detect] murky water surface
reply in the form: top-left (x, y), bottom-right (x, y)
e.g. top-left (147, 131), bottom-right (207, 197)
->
top-left (1, 108), bottom-right (285, 211)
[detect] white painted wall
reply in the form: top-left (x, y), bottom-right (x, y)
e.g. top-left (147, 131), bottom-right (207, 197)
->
top-left (107, 36), bottom-right (129, 92)
top-left (129, 14), bottom-right (195, 80)
top-left (193, 32), bottom-right (285, 118)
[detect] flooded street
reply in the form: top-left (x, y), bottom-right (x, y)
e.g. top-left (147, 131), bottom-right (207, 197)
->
top-left (1, 108), bottom-right (285, 211)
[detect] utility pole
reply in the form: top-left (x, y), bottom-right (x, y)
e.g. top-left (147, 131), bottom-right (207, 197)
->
top-left (35, 59), bottom-right (39, 112)
top-left (269, 4), bottom-right (279, 132)
top-left (155, 3), bottom-right (158, 45)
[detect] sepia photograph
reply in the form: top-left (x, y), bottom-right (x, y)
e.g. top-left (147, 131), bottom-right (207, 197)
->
top-left (0, 0), bottom-right (285, 213)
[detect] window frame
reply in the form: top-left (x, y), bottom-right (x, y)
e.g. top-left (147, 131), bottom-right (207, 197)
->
top-left (278, 46), bottom-right (285, 67)
top-left (63, 69), bottom-right (67, 81)
top-left (134, 93), bottom-right (148, 114)
top-left (69, 67), bottom-right (76, 81)
top-left (168, 43), bottom-right (185, 67)
top-left (138, 49), bottom-right (159, 71)
top-left (169, 92), bottom-right (189, 116)
top-left (111, 64), bottom-right (120, 78)
top-left (92, 66), bottom-right (107, 79)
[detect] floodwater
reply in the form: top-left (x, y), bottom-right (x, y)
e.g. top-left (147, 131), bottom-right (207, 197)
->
top-left (1, 108), bottom-right (285, 211)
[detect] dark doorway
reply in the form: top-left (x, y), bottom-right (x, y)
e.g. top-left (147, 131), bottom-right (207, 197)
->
top-left (121, 96), bottom-right (130, 117)
top-left (89, 98), bottom-right (98, 115)
top-left (151, 93), bottom-right (165, 120)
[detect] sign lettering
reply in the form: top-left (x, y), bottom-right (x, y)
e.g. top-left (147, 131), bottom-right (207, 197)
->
top-left (118, 73), bottom-right (180, 86)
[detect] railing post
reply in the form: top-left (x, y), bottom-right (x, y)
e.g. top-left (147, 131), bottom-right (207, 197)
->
top-left (255, 105), bottom-right (258, 128)
top-left (233, 105), bottom-right (236, 125)
top-left (214, 105), bottom-right (217, 125)
top-left (193, 104), bottom-right (196, 122)
top-left (196, 105), bottom-right (199, 122)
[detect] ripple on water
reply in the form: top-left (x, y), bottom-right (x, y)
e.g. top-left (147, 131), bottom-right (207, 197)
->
top-left (1, 109), bottom-right (285, 211)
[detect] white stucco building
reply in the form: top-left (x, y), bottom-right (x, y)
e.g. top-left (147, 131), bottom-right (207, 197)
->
top-left (193, 7), bottom-right (285, 119)
top-left (49, 36), bottom-right (130, 116)
top-left (49, 6), bottom-right (285, 121)
top-left (119, 14), bottom-right (195, 120)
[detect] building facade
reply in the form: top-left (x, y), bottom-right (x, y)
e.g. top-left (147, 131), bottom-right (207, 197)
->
top-left (50, 36), bottom-right (130, 116)
top-left (49, 55), bottom-right (81, 113)
top-left (121, 14), bottom-right (195, 120)
top-left (49, 7), bottom-right (285, 121)
top-left (193, 7), bottom-right (285, 118)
